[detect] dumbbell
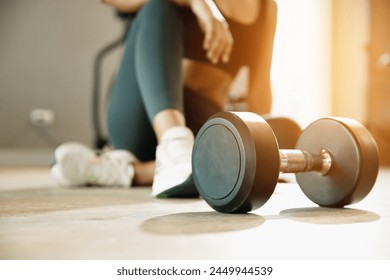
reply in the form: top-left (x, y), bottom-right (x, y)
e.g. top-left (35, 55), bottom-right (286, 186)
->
top-left (192, 111), bottom-right (379, 213)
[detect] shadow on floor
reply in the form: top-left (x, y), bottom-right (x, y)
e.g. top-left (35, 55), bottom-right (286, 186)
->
top-left (141, 211), bottom-right (264, 235)
top-left (278, 207), bottom-right (380, 225)
top-left (141, 207), bottom-right (380, 236)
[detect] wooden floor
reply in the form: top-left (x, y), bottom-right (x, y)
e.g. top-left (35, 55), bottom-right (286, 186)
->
top-left (0, 166), bottom-right (389, 260)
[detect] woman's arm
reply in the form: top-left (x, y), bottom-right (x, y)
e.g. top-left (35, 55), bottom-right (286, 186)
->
top-left (189, 0), bottom-right (233, 64)
top-left (214, 0), bottom-right (259, 25)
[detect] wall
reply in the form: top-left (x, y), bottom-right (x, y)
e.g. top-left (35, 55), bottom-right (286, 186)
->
top-left (331, 0), bottom-right (370, 123)
top-left (271, 0), bottom-right (333, 128)
top-left (0, 0), bottom-right (123, 164)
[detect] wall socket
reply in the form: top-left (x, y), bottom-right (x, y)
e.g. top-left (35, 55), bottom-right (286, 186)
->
top-left (30, 108), bottom-right (55, 127)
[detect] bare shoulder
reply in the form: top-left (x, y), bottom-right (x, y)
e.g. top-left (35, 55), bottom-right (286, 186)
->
top-left (214, 0), bottom-right (260, 25)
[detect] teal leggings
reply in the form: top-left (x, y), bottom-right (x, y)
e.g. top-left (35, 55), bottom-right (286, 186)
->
top-left (107, 0), bottom-right (243, 161)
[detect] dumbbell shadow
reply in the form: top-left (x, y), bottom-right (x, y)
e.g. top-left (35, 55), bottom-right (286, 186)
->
top-left (278, 207), bottom-right (380, 225)
top-left (140, 211), bottom-right (264, 235)
top-left (140, 207), bottom-right (379, 235)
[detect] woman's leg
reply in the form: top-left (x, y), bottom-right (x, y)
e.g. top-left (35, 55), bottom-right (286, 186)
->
top-left (107, 17), bottom-right (157, 162)
top-left (133, 0), bottom-right (187, 132)
top-left (108, 0), bottom-right (195, 192)
top-left (107, 7), bottom-right (160, 185)
top-left (130, 1), bottom-right (200, 195)
top-left (109, 1), bottom-right (191, 155)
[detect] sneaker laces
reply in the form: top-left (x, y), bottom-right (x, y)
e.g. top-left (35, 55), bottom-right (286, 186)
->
top-left (164, 136), bottom-right (193, 163)
top-left (84, 154), bottom-right (130, 187)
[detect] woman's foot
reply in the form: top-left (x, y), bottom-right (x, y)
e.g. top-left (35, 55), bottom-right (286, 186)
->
top-left (152, 126), bottom-right (198, 198)
top-left (51, 142), bottom-right (137, 187)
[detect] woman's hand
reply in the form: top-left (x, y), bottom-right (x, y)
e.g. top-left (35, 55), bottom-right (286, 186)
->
top-left (189, 0), bottom-right (233, 64)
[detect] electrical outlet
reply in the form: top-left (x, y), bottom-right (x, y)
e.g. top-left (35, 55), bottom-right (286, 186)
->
top-left (30, 108), bottom-right (55, 127)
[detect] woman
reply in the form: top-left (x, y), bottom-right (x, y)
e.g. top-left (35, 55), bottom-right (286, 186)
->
top-left (51, 0), bottom-right (271, 197)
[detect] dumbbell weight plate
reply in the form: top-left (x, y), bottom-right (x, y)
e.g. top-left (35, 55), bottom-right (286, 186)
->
top-left (192, 111), bottom-right (280, 213)
top-left (263, 115), bottom-right (302, 149)
top-left (295, 117), bottom-right (379, 207)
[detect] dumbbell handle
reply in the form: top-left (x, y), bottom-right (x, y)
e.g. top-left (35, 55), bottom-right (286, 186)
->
top-left (279, 149), bottom-right (332, 175)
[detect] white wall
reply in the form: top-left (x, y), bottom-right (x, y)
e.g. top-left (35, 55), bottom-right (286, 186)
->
top-left (271, 0), bottom-right (333, 128)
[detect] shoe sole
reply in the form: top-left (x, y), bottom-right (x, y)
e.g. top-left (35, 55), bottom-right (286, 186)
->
top-left (155, 175), bottom-right (199, 198)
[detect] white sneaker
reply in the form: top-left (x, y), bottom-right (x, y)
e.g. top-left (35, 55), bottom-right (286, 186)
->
top-left (152, 126), bottom-right (198, 198)
top-left (51, 142), bottom-right (136, 187)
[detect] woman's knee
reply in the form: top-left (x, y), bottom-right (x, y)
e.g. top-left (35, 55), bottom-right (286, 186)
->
top-left (137, 0), bottom-right (181, 23)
